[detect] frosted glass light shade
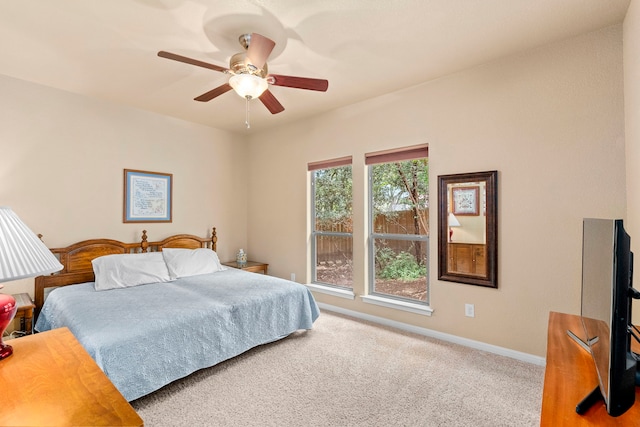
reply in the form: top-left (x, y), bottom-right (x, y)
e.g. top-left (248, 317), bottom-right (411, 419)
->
top-left (0, 207), bottom-right (63, 282)
top-left (229, 74), bottom-right (268, 99)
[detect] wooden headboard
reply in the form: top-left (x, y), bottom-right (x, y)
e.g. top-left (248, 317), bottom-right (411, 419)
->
top-left (34, 228), bottom-right (217, 316)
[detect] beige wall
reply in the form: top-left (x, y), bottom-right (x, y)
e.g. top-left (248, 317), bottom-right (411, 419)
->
top-left (0, 74), bottom-right (250, 296)
top-left (246, 25), bottom-right (626, 357)
top-left (0, 22), bottom-right (630, 358)
top-left (625, 2), bottom-right (640, 322)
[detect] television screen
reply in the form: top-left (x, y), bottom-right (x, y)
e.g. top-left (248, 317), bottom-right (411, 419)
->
top-left (580, 218), bottom-right (636, 417)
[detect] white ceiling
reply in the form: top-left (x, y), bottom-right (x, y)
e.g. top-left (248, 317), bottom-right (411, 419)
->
top-left (0, 0), bottom-right (631, 134)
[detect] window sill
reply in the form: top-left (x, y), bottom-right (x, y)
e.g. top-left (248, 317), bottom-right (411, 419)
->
top-left (361, 295), bottom-right (433, 316)
top-left (306, 283), bottom-right (355, 300)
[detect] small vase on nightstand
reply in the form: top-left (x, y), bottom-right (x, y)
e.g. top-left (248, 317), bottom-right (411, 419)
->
top-left (236, 249), bottom-right (247, 266)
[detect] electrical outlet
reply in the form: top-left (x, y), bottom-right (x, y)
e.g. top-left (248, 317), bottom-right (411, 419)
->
top-left (465, 303), bottom-right (475, 318)
top-left (290, 273), bottom-right (296, 282)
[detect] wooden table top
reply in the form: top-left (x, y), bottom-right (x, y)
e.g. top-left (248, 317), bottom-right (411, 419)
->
top-left (0, 327), bottom-right (143, 426)
top-left (541, 311), bottom-right (640, 426)
top-left (12, 292), bottom-right (35, 310)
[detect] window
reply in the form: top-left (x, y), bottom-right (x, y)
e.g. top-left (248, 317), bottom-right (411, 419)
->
top-left (309, 157), bottom-right (353, 289)
top-left (367, 145), bottom-right (429, 304)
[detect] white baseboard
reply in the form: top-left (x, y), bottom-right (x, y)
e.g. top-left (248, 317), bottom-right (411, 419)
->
top-left (317, 302), bottom-right (546, 366)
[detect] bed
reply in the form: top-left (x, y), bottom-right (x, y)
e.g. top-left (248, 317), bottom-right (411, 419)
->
top-left (34, 229), bottom-right (320, 401)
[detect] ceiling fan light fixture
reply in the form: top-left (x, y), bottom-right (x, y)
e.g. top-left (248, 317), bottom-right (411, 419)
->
top-left (158, 32), bottom-right (328, 126)
top-left (229, 74), bottom-right (268, 99)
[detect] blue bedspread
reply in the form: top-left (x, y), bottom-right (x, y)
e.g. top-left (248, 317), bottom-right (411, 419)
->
top-left (35, 268), bottom-right (320, 401)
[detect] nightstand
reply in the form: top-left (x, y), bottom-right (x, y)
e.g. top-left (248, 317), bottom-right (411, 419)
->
top-left (12, 292), bottom-right (35, 335)
top-left (222, 260), bottom-right (269, 274)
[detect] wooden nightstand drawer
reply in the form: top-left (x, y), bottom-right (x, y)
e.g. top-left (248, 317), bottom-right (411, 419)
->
top-left (12, 293), bottom-right (35, 335)
top-left (222, 261), bottom-right (268, 275)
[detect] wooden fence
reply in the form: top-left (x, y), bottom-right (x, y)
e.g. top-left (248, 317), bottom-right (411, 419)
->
top-left (315, 210), bottom-right (428, 263)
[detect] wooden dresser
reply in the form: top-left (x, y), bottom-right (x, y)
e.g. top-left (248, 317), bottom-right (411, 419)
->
top-left (0, 327), bottom-right (143, 426)
top-left (448, 242), bottom-right (486, 275)
top-left (541, 311), bottom-right (640, 426)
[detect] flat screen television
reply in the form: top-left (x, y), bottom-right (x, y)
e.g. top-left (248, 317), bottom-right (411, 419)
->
top-left (579, 218), bottom-right (636, 416)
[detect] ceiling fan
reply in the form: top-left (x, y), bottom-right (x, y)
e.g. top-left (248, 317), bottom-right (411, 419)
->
top-left (158, 33), bottom-right (329, 128)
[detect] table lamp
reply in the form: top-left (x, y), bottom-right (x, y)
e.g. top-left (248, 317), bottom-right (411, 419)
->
top-left (448, 212), bottom-right (461, 242)
top-left (0, 206), bottom-right (63, 360)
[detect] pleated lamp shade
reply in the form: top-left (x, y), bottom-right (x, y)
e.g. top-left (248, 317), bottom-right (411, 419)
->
top-left (0, 207), bottom-right (63, 283)
top-left (448, 213), bottom-right (461, 227)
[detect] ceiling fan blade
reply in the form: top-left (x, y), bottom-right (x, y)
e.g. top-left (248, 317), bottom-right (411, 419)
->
top-left (158, 51), bottom-right (228, 73)
top-left (246, 33), bottom-right (275, 70)
top-left (259, 89), bottom-right (285, 114)
top-left (268, 74), bottom-right (328, 92)
top-left (194, 83), bottom-right (233, 102)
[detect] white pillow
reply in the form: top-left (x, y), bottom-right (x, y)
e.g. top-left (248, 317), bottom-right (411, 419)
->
top-left (92, 252), bottom-right (172, 291)
top-left (161, 248), bottom-right (224, 279)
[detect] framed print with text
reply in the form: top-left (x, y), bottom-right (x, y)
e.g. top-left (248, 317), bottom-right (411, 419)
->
top-left (123, 169), bottom-right (172, 223)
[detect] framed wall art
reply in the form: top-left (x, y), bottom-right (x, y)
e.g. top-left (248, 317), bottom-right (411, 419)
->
top-left (452, 186), bottom-right (479, 216)
top-left (123, 169), bottom-right (172, 223)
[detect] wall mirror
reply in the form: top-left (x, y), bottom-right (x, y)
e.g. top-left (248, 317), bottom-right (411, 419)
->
top-left (437, 170), bottom-right (498, 288)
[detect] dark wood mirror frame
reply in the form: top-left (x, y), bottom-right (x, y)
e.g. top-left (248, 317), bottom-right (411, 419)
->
top-left (437, 170), bottom-right (498, 288)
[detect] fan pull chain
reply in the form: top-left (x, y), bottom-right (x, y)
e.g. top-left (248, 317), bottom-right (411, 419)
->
top-left (245, 96), bottom-right (251, 129)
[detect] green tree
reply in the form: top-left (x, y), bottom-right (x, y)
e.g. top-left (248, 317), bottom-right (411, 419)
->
top-left (372, 159), bottom-right (429, 263)
top-left (314, 165), bottom-right (352, 232)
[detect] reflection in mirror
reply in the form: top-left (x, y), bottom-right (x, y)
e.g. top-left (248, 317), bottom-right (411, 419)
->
top-left (438, 171), bottom-right (497, 288)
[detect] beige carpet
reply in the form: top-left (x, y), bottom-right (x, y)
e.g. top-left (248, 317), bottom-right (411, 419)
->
top-left (131, 311), bottom-right (544, 426)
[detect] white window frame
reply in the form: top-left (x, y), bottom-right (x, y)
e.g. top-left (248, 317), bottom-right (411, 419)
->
top-left (365, 145), bottom-right (430, 310)
top-left (309, 157), bottom-right (353, 293)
